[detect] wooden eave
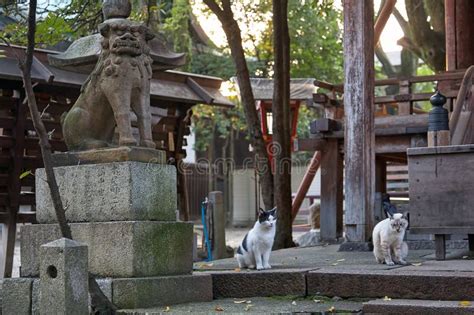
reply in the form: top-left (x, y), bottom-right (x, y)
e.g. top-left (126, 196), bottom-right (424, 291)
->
top-left (0, 44), bottom-right (234, 107)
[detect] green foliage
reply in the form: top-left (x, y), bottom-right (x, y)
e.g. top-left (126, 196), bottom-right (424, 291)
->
top-left (191, 0), bottom-right (343, 152)
top-left (162, 0), bottom-right (192, 64)
top-left (287, 0), bottom-right (343, 82)
top-left (1, 12), bottom-right (74, 48)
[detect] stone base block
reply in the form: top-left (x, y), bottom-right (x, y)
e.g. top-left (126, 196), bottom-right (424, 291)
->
top-left (112, 274), bottom-right (212, 309)
top-left (21, 221), bottom-right (193, 278)
top-left (52, 146), bottom-right (166, 166)
top-left (1, 278), bottom-right (33, 315)
top-left (2, 275), bottom-right (212, 313)
top-left (36, 161), bottom-right (176, 223)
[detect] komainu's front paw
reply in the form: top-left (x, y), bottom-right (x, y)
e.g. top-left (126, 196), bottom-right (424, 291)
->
top-left (119, 137), bottom-right (138, 147)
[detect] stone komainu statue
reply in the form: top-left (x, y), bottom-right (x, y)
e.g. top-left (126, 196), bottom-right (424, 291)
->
top-left (62, 11), bottom-right (156, 150)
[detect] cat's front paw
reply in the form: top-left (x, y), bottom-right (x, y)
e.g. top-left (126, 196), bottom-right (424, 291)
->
top-left (385, 260), bottom-right (395, 266)
top-left (256, 265), bottom-right (264, 271)
top-left (263, 264), bottom-right (272, 269)
top-left (398, 260), bottom-right (408, 265)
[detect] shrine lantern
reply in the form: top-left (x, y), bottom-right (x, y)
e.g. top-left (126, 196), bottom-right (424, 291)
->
top-left (256, 99), bottom-right (301, 156)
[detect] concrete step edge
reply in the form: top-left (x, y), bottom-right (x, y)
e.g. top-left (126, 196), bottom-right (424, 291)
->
top-left (363, 298), bottom-right (474, 314)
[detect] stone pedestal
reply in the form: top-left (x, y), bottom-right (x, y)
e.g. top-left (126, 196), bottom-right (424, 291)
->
top-left (21, 221), bottom-right (193, 277)
top-left (18, 150), bottom-right (212, 310)
top-left (39, 238), bottom-right (89, 315)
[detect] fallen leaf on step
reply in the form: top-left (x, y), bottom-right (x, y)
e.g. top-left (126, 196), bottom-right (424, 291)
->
top-left (215, 306), bottom-right (224, 311)
top-left (234, 300), bottom-right (247, 304)
top-left (314, 299), bottom-right (321, 303)
top-left (459, 301), bottom-right (472, 307)
top-left (331, 263), bottom-right (338, 266)
top-left (234, 268), bottom-right (241, 272)
top-left (411, 262), bottom-right (422, 266)
top-left (244, 304), bottom-right (253, 311)
top-left (463, 256), bottom-right (469, 259)
top-left (163, 306), bottom-right (170, 312)
top-left (383, 296), bottom-right (392, 301)
top-left (246, 300), bottom-right (252, 304)
top-left (327, 306), bottom-right (335, 313)
top-left (292, 301), bottom-right (297, 305)
top-left (336, 258), bottom-right (345, 262)
top-left (195, 262), bottom-right (214, 269)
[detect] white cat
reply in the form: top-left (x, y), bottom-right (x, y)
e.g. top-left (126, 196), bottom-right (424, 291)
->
top-left (236, 207), bottom-right (276, 270)
top-left (372, 212), bottom-right (409, 266)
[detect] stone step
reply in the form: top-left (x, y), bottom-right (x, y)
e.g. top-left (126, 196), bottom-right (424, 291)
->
top-left (363, 299), bottom-right (474, 314)
top-left (307, 268), bottom-right (474, 301)
top-left (204, 266), bottom-right (474, 301)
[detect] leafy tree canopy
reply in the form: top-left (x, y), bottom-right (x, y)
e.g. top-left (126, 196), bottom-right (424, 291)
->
top-left (0, 0), bottom-right (344, 153)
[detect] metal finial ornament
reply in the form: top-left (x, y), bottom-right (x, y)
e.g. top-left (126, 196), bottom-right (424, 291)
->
top-left (428, 90), bottom-right (449, 131)
top-left (102, 0), bottom-right (132, 20)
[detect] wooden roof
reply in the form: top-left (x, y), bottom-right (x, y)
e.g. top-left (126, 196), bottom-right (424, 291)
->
top-left (0, 44), bottom-right (233, 107)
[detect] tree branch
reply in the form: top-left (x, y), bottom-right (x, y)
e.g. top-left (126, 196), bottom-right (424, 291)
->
top-left (392, 7), bottom-right (409, 35)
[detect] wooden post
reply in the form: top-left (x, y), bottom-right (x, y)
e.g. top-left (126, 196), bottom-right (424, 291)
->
top-left (398, 80), bottom-right (412, 115)
top-left (445, 0), bottom-right (474, 70)
top-left (320, 139), bottom-right (343, 241)
top-left (469, 234), bottom-right (474, 252)
top-left (2, 93), bottom-right (26, 278)
top-left (343, 0), bottom-right (375, 242)
top-left (435, 234), bottom-right (446, 260)
top-left (209, 191), bottom-right (227, 260)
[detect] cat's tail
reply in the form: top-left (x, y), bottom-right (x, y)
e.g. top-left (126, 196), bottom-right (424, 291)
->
top-left (401, 241), bottom-right (408, 259)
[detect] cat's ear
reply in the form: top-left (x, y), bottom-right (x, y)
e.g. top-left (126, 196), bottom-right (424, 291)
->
top-left (270, 207), bottom-right (277, 216)
top-left (258, 208), bottom-right (265, 216)
top-left (402, 211), bottom-right (409, 220)
top-left (387, 211), bottom-right (394, 220)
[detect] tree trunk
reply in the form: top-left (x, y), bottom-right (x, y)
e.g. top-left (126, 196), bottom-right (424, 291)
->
top-left (19, 1), bottom-right (116, 313)
top-left (203, 0), bottom-right (274, 210)
top-left (272, 0), bottom-right (293, 249)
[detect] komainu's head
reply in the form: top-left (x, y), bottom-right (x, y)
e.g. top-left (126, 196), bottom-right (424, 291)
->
top-left (99, 20), bottom-right (154, 56)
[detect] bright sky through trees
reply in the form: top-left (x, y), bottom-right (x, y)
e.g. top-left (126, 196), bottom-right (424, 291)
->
top-left (192, 0), bottom-right (406, 54)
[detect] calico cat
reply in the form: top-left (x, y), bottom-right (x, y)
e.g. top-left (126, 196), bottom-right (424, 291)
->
top-left (372, 212), bottom-right (409, 266)
top-left (236, 207), bottom-right (277, 270)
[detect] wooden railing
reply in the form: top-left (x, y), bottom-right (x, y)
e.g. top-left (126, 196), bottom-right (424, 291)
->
top-left (313, 70), bottom-right (466, 116)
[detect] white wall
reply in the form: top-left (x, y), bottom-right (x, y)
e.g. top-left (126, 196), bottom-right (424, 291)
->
top-left (232, 165), bottom-right (321, 227)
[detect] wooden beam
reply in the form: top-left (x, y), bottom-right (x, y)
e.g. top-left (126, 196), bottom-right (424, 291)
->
top-left (291, 151), bottom-right (322, 222)
top-left (320, 139), bottom-right (343, 241)
top-left (343, 0), bottom-right (375, 242)
top-left (374, 0), bottom-right (397, 46)
top-left (293, 138), bottom-right (326, 152)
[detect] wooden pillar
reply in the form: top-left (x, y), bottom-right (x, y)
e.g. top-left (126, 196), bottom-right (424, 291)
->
top-left (320, 139), bottom-right (343, 241)
top-left (375, 158), bottom-right (387, 194)
top-left (2, 92), bottom-right (25, 277)
top-left (343, 0), bottom-right (375, 242)
top-left (445, 0), bottom-right (474, 70)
